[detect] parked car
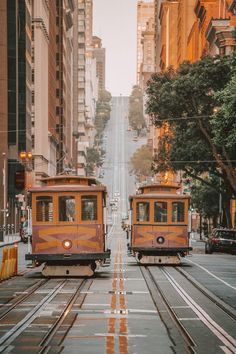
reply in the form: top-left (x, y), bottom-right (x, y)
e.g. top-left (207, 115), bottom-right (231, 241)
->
top-left (205, 229), bottom-right (236, 254)
top-left (20, 220), bottom-right (32, 243)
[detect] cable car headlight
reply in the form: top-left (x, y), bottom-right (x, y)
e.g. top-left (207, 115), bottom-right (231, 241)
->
top-left (62, 239), bottom-right (72, 250)
top-left (157, 236), bottom-right (165, 244)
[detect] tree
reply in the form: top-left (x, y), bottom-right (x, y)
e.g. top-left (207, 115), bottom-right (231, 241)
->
top-left (128, 85), bottom-right (146, 133)
top-left (98, 89), bottom-right (112, 102)
top-left (130, 145), bottom-right (153, 180)
top-left (146, 54), bottom-right (236, 227)
top-left (190, 178), bottom-right (220, 228)
top-left (85, 147), bottom-right (103, 176)
top-left (95, 89), bottom-right (112, 145)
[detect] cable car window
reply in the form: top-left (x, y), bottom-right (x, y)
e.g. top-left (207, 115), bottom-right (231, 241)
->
top-left (36, 196), bottom-right (53, 222)
top-left (154, 202), bottom-right (167, 222)
top-left (81, 196), bottom-right (97, 221)
top-left (136, 202), bottom-right (149, 222)
top-left (172, 202), bottom-right (184, 222)
top-left (59, 196), bottom-right (75, 222)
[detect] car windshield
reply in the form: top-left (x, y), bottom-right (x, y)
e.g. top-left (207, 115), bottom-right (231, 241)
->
top-left (216, 230), bottom-right (236, 240)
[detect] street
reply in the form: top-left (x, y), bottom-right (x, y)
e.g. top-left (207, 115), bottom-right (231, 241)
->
top-left (0, 97), bottom-right (235, 353)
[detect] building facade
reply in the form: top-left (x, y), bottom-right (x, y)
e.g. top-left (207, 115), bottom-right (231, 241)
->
top-left (92, 36), bottom-right (106, 91)
top-left (0, 0), bottom-right (33, 227)
top-left (137, 1), bottom-right (155, 84)
top-left (188, 0), bottom-right (236, 61)
top-left (151, 0), bottom-right (236, 218)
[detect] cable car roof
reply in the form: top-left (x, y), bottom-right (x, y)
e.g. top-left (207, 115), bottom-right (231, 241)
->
top-left (29, 175), bottom-right (106, 192)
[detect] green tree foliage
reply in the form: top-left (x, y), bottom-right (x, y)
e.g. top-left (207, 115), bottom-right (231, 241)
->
top-left (130, 145), bottom-right (153, 180)
top-left (190, 177), bottom-right (220, 227)
top-left (146, 54), bottom-right (236, 227)
top-left (128, 86), bottom-right (146, 133)
top-left (98, 89), bottom-right (112, 102)
top-left (95, 89), bottom-right (112, 143)
top-left (85, 147), bottom-right (103, 176)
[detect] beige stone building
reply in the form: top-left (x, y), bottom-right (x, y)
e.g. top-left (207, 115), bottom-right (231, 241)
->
top-left (137, 1), bottom-right (155, 85)
top-left (139, 17), bottom-right (156, 91)
top-left (92, 36), bottom-right (106, 91)
top-left (32, 0), bottom-right (75, 182)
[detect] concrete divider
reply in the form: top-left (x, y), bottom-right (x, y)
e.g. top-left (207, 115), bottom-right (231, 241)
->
top-left (0, 244), bottom-right (18, 281)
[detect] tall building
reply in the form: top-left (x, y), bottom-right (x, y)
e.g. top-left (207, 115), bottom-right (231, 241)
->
top-left (48, 0), bottom-right (58, 176)
top-left (85, 0), bottom-right (98, 149)
top-left (76, 0), bottom-right (87, 175)
top-left (139, 17), bottom-right (156, 90)
top-left (137, 0), bottom-right (155, 84)
top-left (55, 0), bottom-right (74, 174)
top-left (0, 0), bottom-right (33, 227)
top-left (32, 0), bottom-right (50, 182)
top-left (151, 0), bottom-right (236, 206)
top-left (32, 0), bottom-right (75, 181)
top-left (159, 1), bottom-right (179, 70)
top-left (154, 0), bottom-right (163, 72)
top-left (7, 0), bottom-right (32, 213)
top-left (187, 0), bottom-right (236, 61)
top-left (86, 0), bottom-right (93, 47)
top-left (92, 36), bottom-right (106, 91)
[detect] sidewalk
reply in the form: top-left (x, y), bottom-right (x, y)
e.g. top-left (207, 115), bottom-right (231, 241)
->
top-left (189, 231), bottom-right (206, 242)
top-left (0, 233), bottom-right (21, 248)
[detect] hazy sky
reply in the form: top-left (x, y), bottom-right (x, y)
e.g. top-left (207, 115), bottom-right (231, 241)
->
top-left (93, 0), bottom-right (137, 97)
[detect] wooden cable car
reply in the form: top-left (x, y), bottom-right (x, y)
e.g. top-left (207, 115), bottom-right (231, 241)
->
top-left (128, 183), bottom-right (192, 264)
top-left (25, 176), bottom-right (110, 276)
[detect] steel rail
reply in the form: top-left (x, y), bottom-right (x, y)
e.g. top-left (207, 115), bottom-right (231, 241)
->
top-left (176, 266), bottom-right (236, 321)
top-left (162, 267), bottom-right (236, 353)
top-left (38, 279), bottom-right (92, 353)
top-left (0, 278), bottom-right (48, 320)
top-left (0, 280), bottom-right (68, 351)
top-left (141, 266), bottom-right (197, 354)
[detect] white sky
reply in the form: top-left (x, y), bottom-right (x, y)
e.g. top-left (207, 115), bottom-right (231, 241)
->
top-left (93, 0), bottom-right (138, 97)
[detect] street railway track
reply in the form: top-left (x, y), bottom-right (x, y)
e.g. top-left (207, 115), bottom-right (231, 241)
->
top-left (141, 266), bottom-right (197, 354)
top-left (142, 266), bottom-right (236, 354)
top-left (176, 266), bottom-right (236, 322)
top-left (0, 279), bottom-right (48, 320)
top-left (0, 278), bottom-right (91, 352)
top-left (38, 279), bottom-right (92, 353)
